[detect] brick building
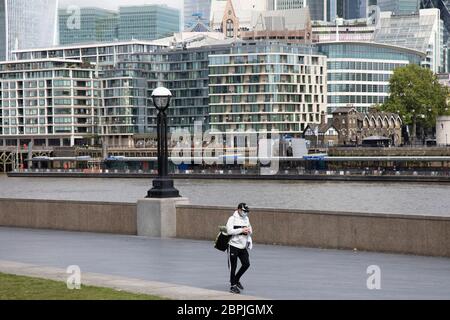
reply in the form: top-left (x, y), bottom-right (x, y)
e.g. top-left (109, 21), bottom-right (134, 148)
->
top-left (331, 106), bottom-right (403, 146)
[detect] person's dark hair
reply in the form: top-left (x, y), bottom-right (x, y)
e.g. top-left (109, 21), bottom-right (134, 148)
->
top-left (237, 203), bottom-right (249, 212)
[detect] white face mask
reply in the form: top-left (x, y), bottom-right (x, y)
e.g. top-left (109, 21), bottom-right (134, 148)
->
top-left (240, 210), bottom-right (249, 218)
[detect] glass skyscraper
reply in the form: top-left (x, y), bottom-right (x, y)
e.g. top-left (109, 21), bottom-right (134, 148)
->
top-left (59, 7), bottom-right (119, 45)
top-left (118, 5), bottom-right (180, 41)
top-left (59, 5), bottom-right (179, 45)
top-left (184, 0), bottom-right (211, 28)
top-left (343, 0), bottom-right (368, 19)
top-left (0, 0), bottom-right (59, 60)
top-left (308, 0), bottom-right (326, 21)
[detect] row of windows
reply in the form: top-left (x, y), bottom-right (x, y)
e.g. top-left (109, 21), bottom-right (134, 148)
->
top-left (1, 90), bottom-right (99, 98)
top-left (319, 44), bottom-right (422, 63)
top-left (328, 84), bottom-right (389, 93)
top-left (210, 104), bottom-right (321, 114)
top-left (211, 123), bottom-right (308, 132)
top-left (328, 72), bottom-right (392, 82)
top-left (1, 99), bottom-right (99, 108)
top-left (210, 114), bottom-right (307, 122)
top-left (103, 79), bottom-right (144, 88)
top-left (327, 106), bottom-right (371, 114)
top-left (328, 61), bottom-right (406, 71)
top-left (209, 54), bottom-right (320, 66)
top-left (1, 126), bottom-right (87, 134)
top-left (103, 88), bottom-right (145, 97)
top-left (2, 128), bottom-right (42, 134)
top-left (211, 94), bottom-right (323, 104)
top-left (0, 71), bottom-right (94, 81)
top-left (210, 84), bottom-right (309, 94)
top-left (1, 80), bottom-right (99, 89)
top-left (210, 64), bottom-right (324, 76)
top-left (328, 95), bottom-right (387, 104)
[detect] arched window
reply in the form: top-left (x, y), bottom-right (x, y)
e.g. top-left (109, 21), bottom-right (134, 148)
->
top-left (226, 19), bottom-right (234, 38)
top-left (389, 118), bottom-right (395, 128)
top-left (376, 117), bottom-right (381, 127)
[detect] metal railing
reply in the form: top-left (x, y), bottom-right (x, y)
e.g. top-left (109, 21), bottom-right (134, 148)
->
top-left (13, 167), bottom-right (450, 178)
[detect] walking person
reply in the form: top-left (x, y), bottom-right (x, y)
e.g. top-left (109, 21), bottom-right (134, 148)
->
top-left (226, 203), bottom-right (252, 294)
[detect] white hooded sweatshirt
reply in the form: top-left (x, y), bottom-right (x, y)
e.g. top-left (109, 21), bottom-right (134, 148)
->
top-left (226, 210), bottom-right (253, 250)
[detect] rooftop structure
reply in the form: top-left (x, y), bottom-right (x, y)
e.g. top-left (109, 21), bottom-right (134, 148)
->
top-left (373, 8), bottom-right (444, 73)
top-left (378, 0), bottom-right (420, 15)
top-left (312, 15), bottom-right (378, 42)
top-left (13, 40), bottom-right (164, 65)
top-left (241, 8), bottom-right (315, 43)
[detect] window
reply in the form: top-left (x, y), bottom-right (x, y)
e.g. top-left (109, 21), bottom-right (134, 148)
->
top-left (226, 19), bottom-right (234, 38)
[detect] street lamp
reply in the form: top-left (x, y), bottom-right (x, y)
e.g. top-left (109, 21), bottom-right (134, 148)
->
top-left (147, 87), bottom-right (180, 198)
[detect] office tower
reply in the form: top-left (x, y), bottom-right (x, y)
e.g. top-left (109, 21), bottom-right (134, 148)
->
top-left (59, 7), bottom-right (119, 45)
top-left (308, 0), bottom-right (327, 21)
top-left (306, 0), bottom-right (341, 21)
top-left (118, 5), bottom-right (180, 41)
top-left (0, 0), bottom-right (59, 60)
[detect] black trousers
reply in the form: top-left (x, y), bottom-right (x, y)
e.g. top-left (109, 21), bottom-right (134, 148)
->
top-left (229, 245), bottom-right (250, 286)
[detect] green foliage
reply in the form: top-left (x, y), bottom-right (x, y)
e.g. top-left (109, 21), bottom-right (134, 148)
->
top-left (0, 272), bottom-right (165, 300)
top-left (381, 64), bottom-right (449, 128)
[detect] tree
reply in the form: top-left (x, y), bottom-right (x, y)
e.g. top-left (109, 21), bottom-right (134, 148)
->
top-left (381, 64), bottom-right (449, 143)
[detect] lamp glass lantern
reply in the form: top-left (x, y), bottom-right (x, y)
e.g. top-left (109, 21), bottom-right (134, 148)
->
top-left (152, 87), bottom-right (172, 111)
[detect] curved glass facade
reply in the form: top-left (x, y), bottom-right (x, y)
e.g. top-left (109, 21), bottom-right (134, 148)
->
top-left (318, 42), bottom-right (424, 115)
top-left (318, 42), bottom-right (424, 63)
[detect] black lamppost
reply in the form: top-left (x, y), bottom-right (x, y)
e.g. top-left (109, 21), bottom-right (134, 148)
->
top-left (147, 87), bottom-right (180, 198)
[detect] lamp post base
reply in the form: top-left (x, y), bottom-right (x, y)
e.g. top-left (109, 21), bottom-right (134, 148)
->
top-left (147, 178), bottom-right (181, 198)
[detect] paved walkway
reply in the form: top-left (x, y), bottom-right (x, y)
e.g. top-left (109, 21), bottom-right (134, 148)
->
top-left (0, 227), bottom-right (449, 300)
top-left (0, 260), bottom-right (261, 300)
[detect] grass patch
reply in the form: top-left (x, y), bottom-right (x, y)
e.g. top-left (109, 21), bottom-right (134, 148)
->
top-left (0, 272), bottom-right (165, 300)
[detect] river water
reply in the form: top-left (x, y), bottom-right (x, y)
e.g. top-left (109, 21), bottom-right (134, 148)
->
top-left (0, 175), bottom-right (449, 216)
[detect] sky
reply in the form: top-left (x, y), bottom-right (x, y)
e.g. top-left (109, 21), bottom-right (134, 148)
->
top-left (59, 0), bottom-right (183, 11)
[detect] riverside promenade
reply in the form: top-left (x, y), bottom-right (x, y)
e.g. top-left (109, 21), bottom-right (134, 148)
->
top-left (1, 227), bottom-right (449, 300)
